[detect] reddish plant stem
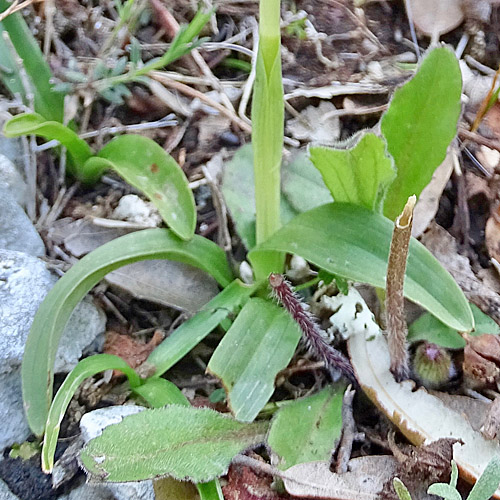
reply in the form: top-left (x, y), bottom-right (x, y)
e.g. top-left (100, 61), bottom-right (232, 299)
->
top-left (269, 273), bottom-right (356, 384)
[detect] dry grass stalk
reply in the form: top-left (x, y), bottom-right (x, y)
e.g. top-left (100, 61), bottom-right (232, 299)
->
top-left (386, 195), bottom-right (416, 381)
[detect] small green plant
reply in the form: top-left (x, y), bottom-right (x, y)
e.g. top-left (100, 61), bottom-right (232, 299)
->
top-left (394, 458), bottom-right (500, 500)
top-left (10, 0), bottom-right (476, 491)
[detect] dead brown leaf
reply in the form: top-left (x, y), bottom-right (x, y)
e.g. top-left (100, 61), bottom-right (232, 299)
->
top-left (407, 0), bottom-right (464, 37)
top-left (223, 464), bottom-right (286, 500)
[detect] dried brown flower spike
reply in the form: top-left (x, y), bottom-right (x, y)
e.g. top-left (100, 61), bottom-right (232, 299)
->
top-left (386, 195), bottom-right (416, 382)
top-left (269, 273), bottom-right (356, 384)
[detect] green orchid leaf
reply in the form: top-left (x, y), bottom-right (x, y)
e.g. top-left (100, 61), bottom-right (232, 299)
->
top-left (408, 304), bottom-right (500, 349)
top-left (268, 385), bottom-right (345, 470)
top-left (3, 113), bottom-right (93, 178)
top-left (133, 378), bottom-right (188, 408)
top-left (467, 455), bottom-right (500, 500)
top-left (147, 279), bottom-right (254, 377)
top-left (207, 298), bottom-right (301, 422)
top-left (249, 203), bottom-right (473, 332)
top-left (382, 47), bottom-right (462, 220)
top-left (80, 405), bottom-right (268, 482)
top-left (85, 135), bottom-right (196, 240)
top-left (22, 228), bottom-right (233, 436)
top-left (0, 0), bottom-right (64, 121)
top-left (42, 354), bottom-right (141, 473)
top-left (309, 133), bottom-right (395, 212)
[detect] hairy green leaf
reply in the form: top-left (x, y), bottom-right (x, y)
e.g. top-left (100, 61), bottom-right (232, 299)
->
top-left (42, 354), bottom-right (141, 472)
top-left (207, 298), bottom-right (301, 422)
top-left (3, 113), bottom-right (93, 178)
top-left (309, 133), bottom-right (395, 212)
top-left (84, 135), bottom-right (195, 240)
top-left (147, 279), bottom-right (254, 377)
top-left (0, 0), bottom-right (64, 121)
top-left (467, 455), bottom-right (500, 500)
top-left (382, 47), bottom-right (462, 219)
top-left (80, 406), bottom-right (268, 482)
top-left (22, 229), bottom-right (233, 436)
top-left (250, 203), bottom-right (473, 332)
top-left (268, 385), bottom-right (345, 470)
top-left (408, 304), bottom-right (499, 349)
top-left (427, 483), bottom-right (461, 500)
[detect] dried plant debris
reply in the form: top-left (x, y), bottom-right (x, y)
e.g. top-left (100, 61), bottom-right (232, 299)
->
top-left (407, 0), bottom-right (464, 37)
top-left (421, 222), bottom-right (500, 326)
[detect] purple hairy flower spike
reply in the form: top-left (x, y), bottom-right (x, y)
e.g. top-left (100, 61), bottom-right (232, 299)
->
top-left (269, 273), bottom-right (357, 385)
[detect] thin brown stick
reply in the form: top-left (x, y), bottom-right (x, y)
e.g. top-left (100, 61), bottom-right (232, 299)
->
top-left (471, 64), bottom-right (500, 133)
top-left (458, 128), bottom-right (500, 154)
top-left (386, 195), bottom-right (416, 381)
top-left (335, 385), bottom-right (357, 473)
top-left (0, 0), bottom-right (44, 22)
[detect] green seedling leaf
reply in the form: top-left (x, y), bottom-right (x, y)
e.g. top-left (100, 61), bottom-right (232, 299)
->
top-left (85, 135), bottom-right (195, 240)
top-left (427, 483), bottom-right (462, 500)
top-left (147, 279), bottom-right (254, 377)
top-left (133, 378), bottom-right (188, 408)
top-left (222, 144), bottom-right (297, 250)
top-left (207, 298), bottom-right (301, 422)
top-left (268, 385), bottom-right (345, 470)
top-left (467, 455), bottom-right (500, 500)
top-left (393, 478), bottom-right (413, 500)
top-left (42, 354), bottom-right (141, 473)
top-left (22, 228), bottom-right (232, 436)
top-left (281, 152), bottom-right (332, 213)
top-left (382, 47), bottom-right (462, 220)
top-left (3, 113), bottom-right (94, 179)
top-left (197, 481), bottom-right (224, 500)
top-left (309, 133), bottom-right (395, 212)
top-left (250, 203), bottom-right (473, 332)
top-left (80, 405), bottom-right (268, 482)
top-left (0, 0), bottom-right (64, 121)
top-left (408, 304), bottom-right (500, 349)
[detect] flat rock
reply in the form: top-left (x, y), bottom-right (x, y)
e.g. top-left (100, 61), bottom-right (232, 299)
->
top-left (0, 153), bottom-right (27, 208)
top-left (79, 406), bottom-right (154, 500)
top-left (0, 479), bottom-right (19, 500)
top-left (58, 482), bottom-right (114, 500)
top-left (0, 187), bottom-right (44, 257)
top-left (0, 371), bottom-right (29, 453)
top-left (0, 250), bottom-right (106, 375)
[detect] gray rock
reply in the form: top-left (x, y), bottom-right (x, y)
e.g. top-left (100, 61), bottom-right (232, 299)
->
top-left (80, 406), bottom-right (154, 500)
top-left (58, 482), bottom-right (114, 500)
top-left (0, 371), bottom-right (30, 452)
top-left (0, 479), bottom-right (19, 500)
top-left (0, 154), bottom-right (27, 208)
top-left (0, 250), bottom-right (106, 375)
top-left (0, 187), bottom-right (44, 257)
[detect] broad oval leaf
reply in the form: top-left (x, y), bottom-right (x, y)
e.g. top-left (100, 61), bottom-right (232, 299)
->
top-left (309, 133), bottom-right (394, 213)
top-left (22, 228), bottom-right (233, 436)
top-left (207, 298), bottom-right (301, 422)
top-left (268, 385), bottom-right (345, 470)
top-left (381, 47), bottom-right (462, 220)
top-left (85, 135), bottom-right (196, 240)
top-left (80, 405), bottom-right (268, 482)
top-left (3, 113), bottom-right (94, 179)
top-left (42, 354), bottom-right (141, 473)
top-left (249, 203), bottom-right (473, 332)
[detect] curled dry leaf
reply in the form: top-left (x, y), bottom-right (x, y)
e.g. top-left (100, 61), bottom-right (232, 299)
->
top-left (407, 0), bottom-right (464, 37)
top-left (223, 464), bottom-right (286, 500)
top-left (463, 333), bottom-right (500, 390)
top-left (347, 324), bottom-right (500, 497)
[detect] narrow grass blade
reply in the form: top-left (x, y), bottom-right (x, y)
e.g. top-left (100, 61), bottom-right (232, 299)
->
top-left (80, 406), bottom-right (269, 482)
top-left (0, 0), bottom-right (64, 121)
top-left (42, 354), bottom-right (141, 472)
top-left (249, 203), bottom-right (473, 332)
top-left (207, 298), bottom-right (301, 422)
top-left (0, 25), bottom-right (25, 100)
top-left (84, 135), bottom-right (196, 240)
top-left (147, 279), bottom-right (254, 376)
top-left (22, 228), bottom-right (233, 436)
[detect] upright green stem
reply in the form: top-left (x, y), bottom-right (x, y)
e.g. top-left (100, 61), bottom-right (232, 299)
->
top-left (252, 0), bottom-right (284, 279)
